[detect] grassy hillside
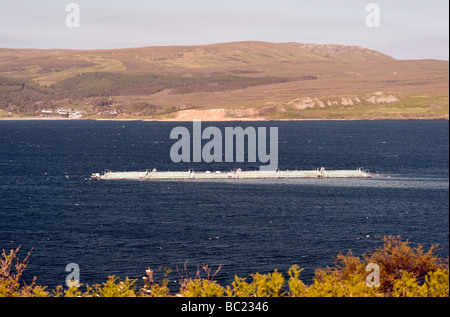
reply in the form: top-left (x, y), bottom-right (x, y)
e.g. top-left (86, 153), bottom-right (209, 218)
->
top-left (0, 42), bottom-right (447, 120)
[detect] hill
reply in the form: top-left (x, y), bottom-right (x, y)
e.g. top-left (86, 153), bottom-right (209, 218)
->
top-left (0, 41), bottom-right (448, 120)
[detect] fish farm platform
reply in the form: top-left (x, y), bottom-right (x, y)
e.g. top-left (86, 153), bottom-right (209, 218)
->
top-left (91, 168), bottom-right (372, 181)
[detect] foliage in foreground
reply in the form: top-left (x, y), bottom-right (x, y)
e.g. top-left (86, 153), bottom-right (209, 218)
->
top-left (1, 236), bottom-right (448, 297)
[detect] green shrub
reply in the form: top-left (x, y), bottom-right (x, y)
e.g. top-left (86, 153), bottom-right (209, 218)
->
top-left (225, 270), bottom-right (285, 297)
top-left (392, 268), bottom-right (449, 297)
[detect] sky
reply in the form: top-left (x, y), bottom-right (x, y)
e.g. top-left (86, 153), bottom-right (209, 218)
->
top-left (0, 0), bottom-right (448, 60)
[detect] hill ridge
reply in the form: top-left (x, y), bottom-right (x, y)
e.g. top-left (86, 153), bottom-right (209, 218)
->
top-left (0, 41), bottom-right (447, 120)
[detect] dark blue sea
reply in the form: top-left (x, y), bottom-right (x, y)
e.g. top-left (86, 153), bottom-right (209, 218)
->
top-left (0, 120), bottom-right (448, 290)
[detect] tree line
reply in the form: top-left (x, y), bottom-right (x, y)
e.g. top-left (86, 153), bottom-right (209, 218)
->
top-left (0, 72), bottom-right (317, 114)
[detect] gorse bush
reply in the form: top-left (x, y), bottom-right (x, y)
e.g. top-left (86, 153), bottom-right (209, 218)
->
top-left (1, 236), bottom-right (448, 297)
top-left (0, 246), bottom-right (49, 297)
top-left (362, 235), bottom-right (446, 294)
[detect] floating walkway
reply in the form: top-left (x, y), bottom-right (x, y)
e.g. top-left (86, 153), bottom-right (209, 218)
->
top-left (91, 167), bottom-right (372, 181)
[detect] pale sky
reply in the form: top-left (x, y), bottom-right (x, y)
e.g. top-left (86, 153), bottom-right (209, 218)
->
top-left (0, 0), bottom-right (448, 60)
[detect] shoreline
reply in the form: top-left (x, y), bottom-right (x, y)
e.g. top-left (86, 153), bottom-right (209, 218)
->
top-left (0, 116), bottom-right (448, 122)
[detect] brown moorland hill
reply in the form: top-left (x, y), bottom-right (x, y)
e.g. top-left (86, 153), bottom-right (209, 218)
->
top-left (0, 41), bottom-right (447, 120)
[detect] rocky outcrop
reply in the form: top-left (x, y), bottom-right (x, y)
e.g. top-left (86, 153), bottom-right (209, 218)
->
top-left (170, 91), bottom-right (401, 120)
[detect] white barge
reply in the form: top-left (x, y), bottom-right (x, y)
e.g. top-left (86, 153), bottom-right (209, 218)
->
top-left (91, 167), bottom-right (372, 180)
